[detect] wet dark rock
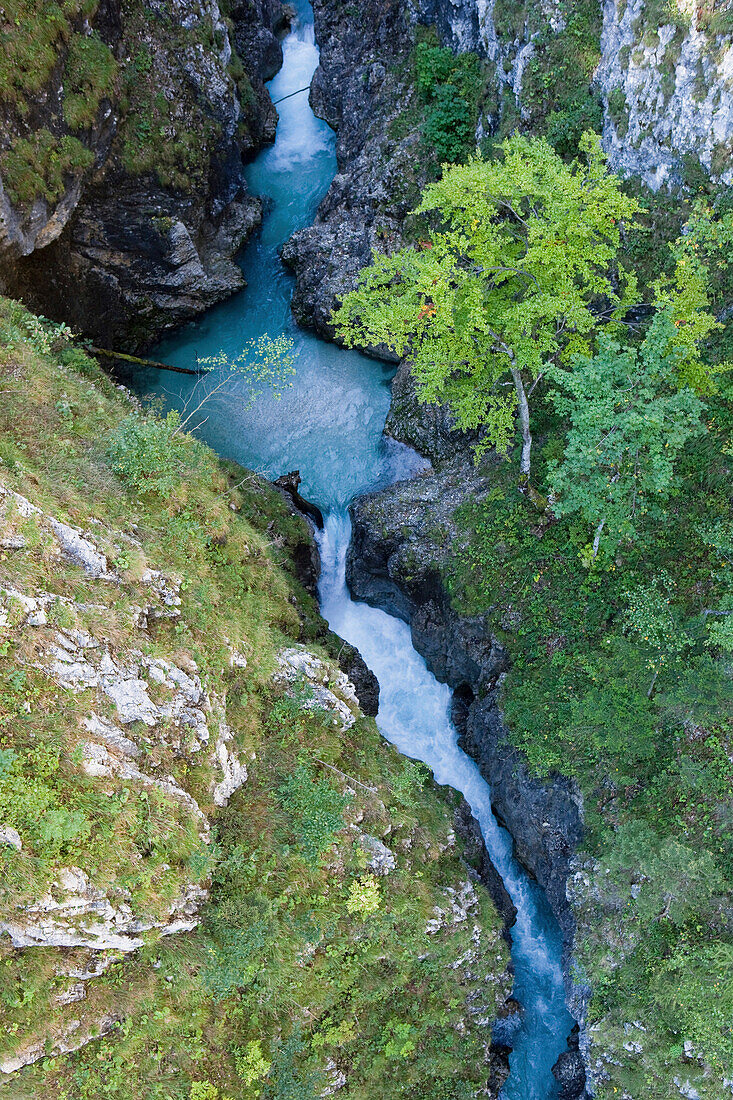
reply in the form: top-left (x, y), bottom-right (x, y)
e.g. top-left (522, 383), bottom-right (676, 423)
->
top-left (491, 996), bottom-right (523, 1051)
top-left (229, 0), bottom-right (289, 83)
top-left (347, 459), bottom-right (506, 689)
top-left (332, 640), bottom-right (380, 717)
top-left (452, 797), bottom-right (517, 932)
top-left (552, 1026), bottom-right (590, 1100)
top-left (274, 470), bottom-right (325, 529)
top-left (460, 695), bottom-right (584, 949)
top-left (385, 359), bottom-right (482, 466)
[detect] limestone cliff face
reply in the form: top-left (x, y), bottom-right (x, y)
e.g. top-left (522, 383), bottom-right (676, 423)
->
top-left (285, 0), bottom-right (730, 340)
top-left (0, 0), bottom-right (286, 349)
top-left (437, 0), bottom-right (732, 188)
top-left (597, 0), bottom-right (733, 189)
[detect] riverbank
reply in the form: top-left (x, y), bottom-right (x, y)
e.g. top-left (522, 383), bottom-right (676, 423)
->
top-left (134, 2), bottom-right (579, 1094)
top-left (0, 293), bottom-right (514, 1097)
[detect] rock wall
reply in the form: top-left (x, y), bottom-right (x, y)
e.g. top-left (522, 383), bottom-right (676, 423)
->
top-left (434, 0), bottom-right (733, 188)
top-left (597, 0), bottom-right (733, 189)
top-left (281, 0), bottom-right (426, 339)
top-left (0, 0), bottom-right (287, 350)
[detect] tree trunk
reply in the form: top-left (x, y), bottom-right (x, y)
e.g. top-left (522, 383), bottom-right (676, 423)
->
top-left (592, 517), bottom-right (606, 559)
top-left (510, 365), bottom-right (532, 484)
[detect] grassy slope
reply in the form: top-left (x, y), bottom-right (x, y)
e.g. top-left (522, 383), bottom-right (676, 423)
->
top-left (0, 298), bottom-right (510, 1100)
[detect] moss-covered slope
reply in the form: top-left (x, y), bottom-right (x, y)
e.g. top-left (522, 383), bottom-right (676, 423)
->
top-left (0, 298), bottom-right (512, 1099)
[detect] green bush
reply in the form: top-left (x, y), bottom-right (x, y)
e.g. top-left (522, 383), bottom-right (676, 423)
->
top-left (607, 86), bottom-right (630, 137)
top-left (545, 93), bottom-right (603, 159)
top-left (423, 84), bottom-right (477, 162)
top-left (414, 38), bottom-right (483, 163)
top-left (105, 410), bottom-right (191, 496)
top-left (278, 763), bottom-right (349, 866)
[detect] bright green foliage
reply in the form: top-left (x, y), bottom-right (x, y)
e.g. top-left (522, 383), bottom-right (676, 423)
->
top-left (195, 334), bottom-right (296, 414)
top-left (191, 1085), bottom-right (231, 1100)
top-left (105, 410), bottom-right (195, 497)
top-left (334, 132), bottom-right (640, 478)
top-left (651, 255), bottom-right (723, 393)
top-left (548, 313), bottom-right (707, 556)
top-left (666, 197), bottom-right (733, 366)
top-left (381, 1020), bottom-right (417, 1061)
top-left (345, 874), bottom-right (381, 917)
top-left (234, 1039), bottom-right (271, 1089)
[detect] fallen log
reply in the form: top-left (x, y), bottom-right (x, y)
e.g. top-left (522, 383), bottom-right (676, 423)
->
top-left (88, 346), bottom-right (200, 376)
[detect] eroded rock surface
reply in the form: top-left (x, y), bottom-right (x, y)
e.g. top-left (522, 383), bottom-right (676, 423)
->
top-left (0, 0), bottom-right (287, 348)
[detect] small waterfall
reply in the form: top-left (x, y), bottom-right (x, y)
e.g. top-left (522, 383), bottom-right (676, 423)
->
top-left (318, 511), bottom-right (572, 1099)
top-left (141, 0), bottom-right (576, 1091)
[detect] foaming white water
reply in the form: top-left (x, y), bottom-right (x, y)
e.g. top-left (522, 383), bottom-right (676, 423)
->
top-left (267, 23), bottom-right (331, 166)
top-left (318, 511), bottom-right (572, 1099)
top-left (144, 1), bottom-right (575, 1091)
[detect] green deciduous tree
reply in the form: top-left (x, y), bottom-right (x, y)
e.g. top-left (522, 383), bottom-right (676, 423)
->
top-left (547, 311), bottom-right (708, 560)
top-left (333, 131), bottom-right (640, 485)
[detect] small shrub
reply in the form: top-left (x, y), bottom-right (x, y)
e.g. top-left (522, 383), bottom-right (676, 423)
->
top-left (424, 84), bottom-right (477, 163)
top-left (545, 94), bottom-right (604, 159)
top-left (235, 1039), bottom-right (271, 1090)
top-left (414, 37), bottom-right (483, 163)
top-left (278, 763), bottom-right (349, 865)
top-left (345, 875), bottom-right (381, 917)
top-left (105, 410), bottom-right (189, 496)
top-left (607, 86), bottom-right (630, 138)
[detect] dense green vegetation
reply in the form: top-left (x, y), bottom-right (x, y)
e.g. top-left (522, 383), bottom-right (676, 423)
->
top-left (387, 28), bottom-right (491, 174)
top-left (0, 298), bottom-right (510, 1098)
top-left (494, 0), bottom-right (603, 151)
top-left (335, 133), bottom-right (642, 484)
top-left (333, 135), bottom-right (733, 1097)
top-left (414, 33), bottom-right (488, 165)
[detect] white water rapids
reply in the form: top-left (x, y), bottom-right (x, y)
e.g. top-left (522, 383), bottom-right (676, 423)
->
top-left (140, 5), bottom-right (575, 1094)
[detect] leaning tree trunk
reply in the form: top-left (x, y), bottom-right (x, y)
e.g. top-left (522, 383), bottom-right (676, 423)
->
top-left (510, 365), bottom-right (532, 485)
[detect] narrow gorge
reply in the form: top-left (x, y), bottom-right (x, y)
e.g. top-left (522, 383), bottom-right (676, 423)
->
top-left (0, 0), bottom-right (731, 1098)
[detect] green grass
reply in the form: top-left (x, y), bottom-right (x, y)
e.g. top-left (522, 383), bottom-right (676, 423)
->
top-left (62, 30), bottom-right (117, 129)
top-left (1, 131), bottom-right (94, 205)
top-left (0, 0), bottom-right (101, 105)
top-left (0, 297), bottom-right (510, 1099)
